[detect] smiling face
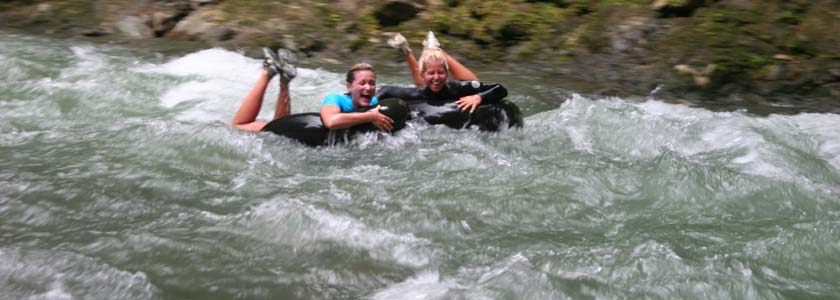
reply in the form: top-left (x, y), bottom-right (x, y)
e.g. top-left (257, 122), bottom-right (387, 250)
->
top-left (346, 69), bottom-right (376, 107)
top-left (422, 59), bottom-right (448, 93)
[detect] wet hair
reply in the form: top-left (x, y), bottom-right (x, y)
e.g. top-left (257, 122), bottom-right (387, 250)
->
top-left (418, 49), bottom-right (449, 74)
top-left (346, 63), bottom-right (375, 83)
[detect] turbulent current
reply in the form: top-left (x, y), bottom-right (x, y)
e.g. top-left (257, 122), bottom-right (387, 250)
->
top-left (2, 32), bottom-right (840, 300)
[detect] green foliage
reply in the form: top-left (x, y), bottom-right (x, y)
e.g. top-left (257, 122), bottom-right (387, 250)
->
top-left (656, 1), bottom-right (830, 86)
top-left (784, 33), bottom-right (815, 56)
top-left (32, 0), bottom-right (99, 29)
top-left (566, 0), bottom-right (648, 7)
top-left (0, 0), bottom-right (41, 11)
top-left (573, 17), bottom-right (609, 52)
top-left (421, 0), bottom-right (572, 59)
top-left (347, 10), bottom-right (379, 51)
top-left (251, 33), bottom-right (283, 50)
top-left (313, 3), bottom-right (342, 27)
top-left (218, 1), bottom-right (277, 22)
top-left (417, 0), bottom-right (672, 59)
top-left (774, 0), bottom-right (811, 25)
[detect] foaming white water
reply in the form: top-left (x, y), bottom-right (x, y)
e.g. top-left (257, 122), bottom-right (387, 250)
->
top-left (4, 32), bottom-right (840, 300)
top-left (138, 48), bottom-right (346, 122)
top-left (0, 53), bottom-right (33, 82)
top-left (548, 94), bottom-right (748, 158)
top-left (457, 253), bottom-right (561, 300)
top-left (785, 113), bottom-right (840, 171)
top-left (60, 46), bottom-right (108, 82)
top-left (371, 271), bottom-right (457, 300)
top-left (139, 48), bottom-right (253, 78)
top-left (0, 247), bottom-right (158, 300)
top-left (245, 199), bottom-right (432, 268)
top-left (531, 94), bottom-right (840, 189)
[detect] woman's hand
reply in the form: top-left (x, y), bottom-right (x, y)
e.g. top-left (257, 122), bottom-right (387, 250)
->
top-left (455, 94), bottom-right (482, 113)
top-left (368, 106), bottom-right (394, 132)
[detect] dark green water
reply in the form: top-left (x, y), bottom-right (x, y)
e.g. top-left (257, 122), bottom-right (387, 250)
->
top-left (2, 32), bottom-right (840, 300)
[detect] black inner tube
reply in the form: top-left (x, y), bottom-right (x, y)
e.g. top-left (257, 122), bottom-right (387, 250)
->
top-left (261, 98), bottom-right (522, 146)
top-left (260, 98), bottom-right (410, 146)
top-left (409, 99), bottom-right (523, 131)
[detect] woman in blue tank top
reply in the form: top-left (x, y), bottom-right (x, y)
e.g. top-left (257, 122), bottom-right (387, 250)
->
top-left (231, 48), bottom-right (394, 133)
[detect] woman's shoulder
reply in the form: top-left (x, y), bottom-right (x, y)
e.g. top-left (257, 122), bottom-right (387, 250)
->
top-left (324, 92), bottom-right (349, 98)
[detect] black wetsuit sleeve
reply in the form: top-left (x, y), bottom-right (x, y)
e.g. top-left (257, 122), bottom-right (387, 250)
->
top-left (476, 83), bottom-right (507, 104)
top-left (451, 80), bottom-right (508, 104)
top-left (376, 86), bottom-right (425, 101)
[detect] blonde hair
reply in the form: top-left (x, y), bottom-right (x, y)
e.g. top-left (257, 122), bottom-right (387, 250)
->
top-left (346, 63), bottom-right (375, 83)
top-left (418, 49), bottom-right (449, 74)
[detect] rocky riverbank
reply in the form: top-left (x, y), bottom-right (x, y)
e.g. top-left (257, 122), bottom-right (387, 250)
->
top-left (2, 0), bottom-right (838, 112)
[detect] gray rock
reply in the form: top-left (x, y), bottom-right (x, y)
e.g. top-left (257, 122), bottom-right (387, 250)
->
top-left (151, 11), bottom-right (176, 36)
top-left (170, 7), bottom-right (218, 38)
top-left (115, 15), bottom-right (153, 38)
top-left (611, 17), bottom-right (656, 54)
top-left (652, 0), bottom-right (706, 17)
top-left (826, 83), bottom-right (840, 97)
top-left (375, 1), bottom-right (421, 27)
top-left (191, 0), bottom-right (217, 5)
top-left (81, 25), bottom-right (114, 37)
top-left (35, 3), bottom-right (53, 15)
top-left (829, 68), bottom-right (840, 79)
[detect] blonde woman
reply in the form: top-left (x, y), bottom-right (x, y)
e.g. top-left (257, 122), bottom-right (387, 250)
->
top-left (376, 32), bottom-right (515, 130)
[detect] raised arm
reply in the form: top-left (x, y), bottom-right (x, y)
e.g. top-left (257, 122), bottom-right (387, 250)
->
top-left (407, 50), bottom-right (479, 87)
top-left (405, 49), bottom-right (425, 87)
top-left (392, 32), bottom-right (479, 87)
top-left (443, 50), bottom-right (479, 82)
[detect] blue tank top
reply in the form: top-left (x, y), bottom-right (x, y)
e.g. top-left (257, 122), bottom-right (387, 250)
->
top-left (321, 93), bottom-right (379, 112)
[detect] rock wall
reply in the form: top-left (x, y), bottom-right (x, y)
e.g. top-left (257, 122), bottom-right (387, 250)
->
top-left (1, 0), bottom-right (837, 109)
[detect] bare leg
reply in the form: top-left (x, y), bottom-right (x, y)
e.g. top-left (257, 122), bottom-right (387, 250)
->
top-left (232, 71), bottom-right (271, 132)
top-left (273, 78), bottom-right (291, 120)
top-left (272, 48), bottom-right (298, 119)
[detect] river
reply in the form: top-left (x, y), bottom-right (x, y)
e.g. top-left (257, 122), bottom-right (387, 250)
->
top-left (2, 32), bottom-right (840, 300)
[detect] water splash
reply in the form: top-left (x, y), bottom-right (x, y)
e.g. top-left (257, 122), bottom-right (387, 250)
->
top-left (2, 32), bottom-right (840, 300)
